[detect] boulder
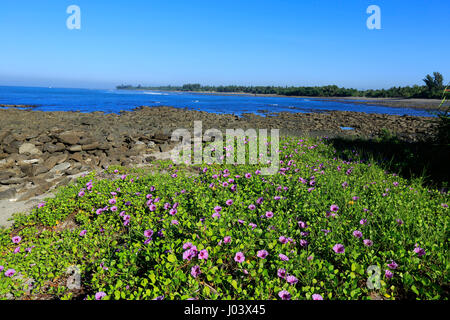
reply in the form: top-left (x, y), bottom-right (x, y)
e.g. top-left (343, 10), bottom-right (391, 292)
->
top-left (19, 143), bottom-right (42, 155)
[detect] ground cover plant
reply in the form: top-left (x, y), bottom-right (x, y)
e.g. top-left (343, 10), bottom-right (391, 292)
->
top-left (0, 136), bottom-right (448, 300)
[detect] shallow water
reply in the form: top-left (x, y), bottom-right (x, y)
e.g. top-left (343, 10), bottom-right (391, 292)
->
top-left (0, 86), bottom-right (435, 117)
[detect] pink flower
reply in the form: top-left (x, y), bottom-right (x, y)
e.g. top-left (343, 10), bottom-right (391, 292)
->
top-left (279, 254), bottom-right (289, 261)
top-left (277, 268), bottom-right (287, 279)
top-left (191, 265), bottom-right (201, 278)
top-left (312, 294), bottom-right (323, 300)
top-left (363, 239), bottom-right (373, 247)
top-left (353, 230), bottom-right (363, 238)
top-left (286, 275), bottom-right (298, 285)
top-left (265, 211), bottom-right (274, 218)
top-left (12, 236), bottom-right (21, 244)
top-left (198, 249), bottom-right (209, 260)
top-left (333, 244), bottom-right (345, 254)
top-left (79, 230), bottom-right (87, 237)
top-left (5, 269), bottom-right (16, 277)
top-left (278, 290), bottom-right (291, 300)
top-left (257, 250), bottom-right (268, 259)
top-left (234, 252), bottom-right (245, 263)
top-left (95, 292), bottom-right (107, 300)
top-left (224, 236), bottom-right (231, 243)
top-left (330, 204), bottom-right (339, 212)
top-left (385, 270), bottom-right (393, 279)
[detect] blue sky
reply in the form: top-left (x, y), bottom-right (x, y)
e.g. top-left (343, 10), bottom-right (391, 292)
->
top-left (0, 0), bottom-right (448, 89)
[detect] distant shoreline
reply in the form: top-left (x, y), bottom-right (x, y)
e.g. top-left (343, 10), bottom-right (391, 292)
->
top-left (117, 89), bottom-right (447, 111)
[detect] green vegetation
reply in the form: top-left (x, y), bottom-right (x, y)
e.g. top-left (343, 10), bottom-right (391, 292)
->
top-left (117, 72), bottom-right (446, 99)
top-left (1, 136), bottom-right (448, 300)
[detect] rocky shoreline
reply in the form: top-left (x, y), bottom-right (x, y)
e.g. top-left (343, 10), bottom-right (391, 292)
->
top-left (0, 106), bottom-right (438, 225)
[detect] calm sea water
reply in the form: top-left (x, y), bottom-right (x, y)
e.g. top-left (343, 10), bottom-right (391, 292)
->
top-left (0, 86), bottom-right (435, 117)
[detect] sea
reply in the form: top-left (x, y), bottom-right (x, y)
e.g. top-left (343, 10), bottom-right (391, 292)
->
top-left (0, 86), bottom-right (435, 117)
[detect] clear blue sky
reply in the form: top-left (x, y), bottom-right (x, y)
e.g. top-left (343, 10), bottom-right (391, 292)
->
top-left (0, 0), bottom-right (448, 89)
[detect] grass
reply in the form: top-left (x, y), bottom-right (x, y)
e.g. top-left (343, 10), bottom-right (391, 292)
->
top-left (0, 136), bottom-right (448, 300)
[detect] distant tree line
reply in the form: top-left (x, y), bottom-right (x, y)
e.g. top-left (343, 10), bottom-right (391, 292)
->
top-left (116, 72), bottom-right (445, 99)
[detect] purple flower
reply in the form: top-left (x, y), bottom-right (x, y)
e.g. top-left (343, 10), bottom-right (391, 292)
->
top-left (12, 236), bottom-right (21, 244)
top-left (265, 211), bottom-right (274, 218)
top-left (108, 198), bottom-right (116, 205)
top-left (387, 260), bottom-right (398, 269)
top-left (110, 206), bottom-right (117, 212)
top-left (191, 265), bottom-right (201, 278)
top-left (414, 244), bottom-right (426, 257)
top-left (278, 290), bottom-right (291, 300)
top-left (353, 230), bottom-right (363, 238)
top-left (277, 268), bottom-right (287, 279)
top-left (363, 239), bottom-right (373, 247)
top-left (169, 208), bottom-right (177, 216)
top-left (330, 204), bottom-right (339, 212)
top-left (279, 254), bottom-right (289, 261)
top-left (300, 239), bottom-right (308, 247)
top-left (78, 190), bottom-right (85, 197)
top-left (257, 250), bottom-right (268, 259)
top-left (279, 236), bottom-right (288, 244)
top-left (312, 294), bottom-right (323, 300)
top-left (256, 197), bottom-right (264, 205)
top-left (212, 212), bottom-right (221, 219)
top-left (298, 221), bottom-right (307, 228)
top-left (79, 230), bottom-right (87, 237)
top-left (183, 247), bottom-right (198, 261)
top-left (360, 219), bottom-right (367, 225)
top-left (286, 275), bottom-right (298, 285)
top-left (183, 242), bottom-right (194, 250)
top-left (248, 204), bottom-right (256, 210)
top-left (385, 270), bottom-right (393, 279)
top-left (214, 206), bottom-right (222, 213)
top-left (198, 249), bottom-right (209, 260)
top-left (38, 202), bottom-right (46, 209)
top-left (333, 244), bottom-right (345, 254)
top-left (226, 199), bottom-right (233, 206)
top-left (396, 219), bottom-right (404, 225)
top-left (245, 173), bottom-right (252, 179)
top-left (171, 220), bottom-right (179, 225)
top-left (234, 252), bottom-right (245, 263)
top-left (5, 269), bottom-right (16, 277)
top-left (95, 292), bottom-right (107, 300)
top-left (224, 236), bottom-right (231, 243)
